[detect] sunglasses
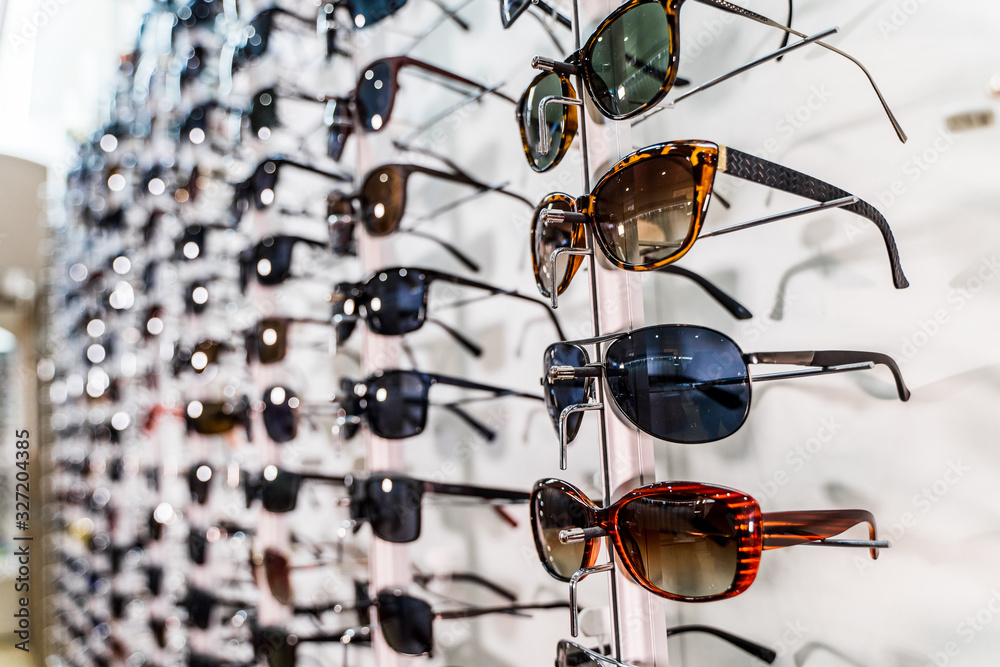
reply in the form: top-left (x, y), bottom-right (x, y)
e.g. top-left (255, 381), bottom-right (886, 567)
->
top-left (499, 0), bottom-right (570, 29)
top-left (325, 56), bottom-right (515, 160)
top-left (186, 461), bottom-right (215, 504)
top-left (232, 6), bottom-right (341, 71)
top-left (248, 86), bottom-right (332, 139)
top-left (518, 0), bottom-right (906, 172)
top-left (544, 323), bottom-right (909, 466)
top-left (232, 157), bottom-right (350, 222)
top-left (183, 587), bottom-right (254, 630)
top-left (184, 396), bottom-right (252, 440)
top-left (330, 266), bottom-right (564, 355)
top-left (375, 588), bottom-right (567, 656)
top-left (252, 625), bottom-right (371, 667)
top-left (244, 316), bottom-right (331, 365)
top-left (531, 142), bottom-right (908, 307)
top-left (187, 523), bottom-right (254, 566)
top-left (243, 468), bottom-right (527, 543)
top-left (531, 478), bottom-right (889, 604)
top-left (172, 339), bottom-right (234, 375)
top-left (238, 235), bottom-right (328, 293)
top-left (556, 625), bottom-right (777, 666)
top-left (329, 155), bottom-right (530, 269)
top-left (332, 369), bottom-right (542, 441)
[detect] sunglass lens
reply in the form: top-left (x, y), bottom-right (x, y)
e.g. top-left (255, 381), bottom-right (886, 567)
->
top-left (533, 197), bottom-right (580, 298)
top-left (376, 591), bottom-right (433, 655)
top-left (188, 529), bottom-right (208, 565)
top-left (187, 462), bottom-right (213, 504)
top-left (604, 326), bottom-right (750, 443)
top-left (253, 236), bottom-right (296, 286)
top-left (263, 549), bottom-right (292, 605)
top-left (364, 371), bottom-right (429, 439)
top-left (338, 377), bottom-right (362, 441)
top-left (262, 385), bottom-right (298, 443)
top-left (250, 88), bottom-right (279, 136)
top-left (359, 166), bottom-right (404, 235)
top-left (356, 60), bottom-right (394, 131)
top-left (617, 491), bottom-right (740, 598)
top-left (331, 282), bottom-right (361, 344)
top-left (592, 154), bottom-right (697, 267)
top-left (262, 470), bottom-right (303, 512)
top-left (253, 318), bottom-right (289, 364)
top-left (188, 401), bottom-right (239, 435)
top-left (242, 12), bottom-right (274, 61)
top-left (364, 475), bottom-right (424, 542)
top-left (521, 72), bottom-right (569, 171)
top-left (532, 484), bottom-right (592, 580)
top-left (543, 343), bottom-right (589, 443)
top-left (252, 162), bottom-right (280, 209)
top-left (501, 0), bottom-right (529, 24)
top-left (364, 268), bottom-right (427, 335)
top-left (586, 3), bottom-right (672, 117)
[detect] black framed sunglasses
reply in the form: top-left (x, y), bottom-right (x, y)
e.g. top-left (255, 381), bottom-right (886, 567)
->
top-left (232, 157), bottom-right (351, 223)
top-left (172, 339), bottom-right (234, 375)
top-left (238, 234), bottom-right (329, 293)
top-left (330, 266), bottom-right (564, 355)
top-left (231, 5), bottom-right (344, 71)
top-left (556, 625), bottom-right (777, 666)
top-left (182, 588), bottom-right (254, 630)
top-left (186, 461), bottom-right (216, 504)
top-left (242, 468), bottom-right (528, 544)
top-left (544, 323), bottom-right (910, 467)
top-left (184, 395), bottom-right (252, 440)
top-left (532, 141), bottom-right (908, 294)
top-left (333, 369), bottom-right (543, 441)
top-left (252, 625), bottom-right (371, 667)
top-left (376, 588), bottom-right (567, 656)
top-left (519, 0), bottom-right (905, 172)
top-left (244, 316), bottom-right (332, 365)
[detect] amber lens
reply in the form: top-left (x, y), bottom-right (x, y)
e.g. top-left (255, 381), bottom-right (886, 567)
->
top-left (521, 72), bottom-right (568, 171)
top-left (617, 492), bottom-right (739, 598)
top-left (263, 549), bottom-right (292, 605)
top-left (360, 167), bottom-right (405, 235)
top-left (532, 484), bottom-right (593, 580)
top-left (532, 197), bottom-right (578, 298)
top-left (592, 154), bottom-right (696, 267)
top-left (586, 2), bottom-right (673, 118)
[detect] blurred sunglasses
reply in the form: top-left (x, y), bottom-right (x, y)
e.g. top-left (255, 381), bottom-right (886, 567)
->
top-left (243, 468), bottom-right (527, 543)
top-left (556, 625), bottom-right (777, 667)
top-left (531, 478), bottom-right (888, 606)
top-left (532, 141), bottom-right (908, 298)
top-left (184, 395), bottom-right (252, 440)
top-left (333, 369), bottom-right (542, 441)
top-left (172, 339), bottom-right (234, 375)
top-left (238, 234), bottom-right (329, 293)
top-left (519, 0), bottom-right (904, 172)
top-left (187, 523), bottom-right (255, 566)
top-left (232, 5), bottom-right (343, 70)
top-left (244, 316), bottom-right (332, 365)
top-left (376, 588), bottom-right (567, 656)
top-left (186, 461), bottom-right (216, 504)
top-left (325, 56), bottom-right (515, 160)
top-left (232, 157), bottom-right (350, 222)
top-left (330, 266), bottom-right (564, 355)
top-left (252, 625), bottom-right (371, 667)
top-left (499, 0), bottom-right (570, 30)
top-left (182, 587), bottom-right (254, 630)
top-left (248, 86), bottom-right (333, 139)
top-left (544, 323), bottom-right (909, 466)
top-left (329, 153), bottom-right (530, 269)
top-left (173, 223), bottom-right (235, 261)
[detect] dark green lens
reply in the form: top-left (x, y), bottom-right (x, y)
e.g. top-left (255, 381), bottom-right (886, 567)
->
top-left (586, 3), bottom-right (672, 117)
top-left (521, 72), bottom-right (567, 171)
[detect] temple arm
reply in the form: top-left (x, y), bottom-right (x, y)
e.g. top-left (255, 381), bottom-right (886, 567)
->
top-left (719, 146), bottom-right (908, 289)
top-left (656, 265), bottom-right (753, 319)
top-left (405, 162), bottom-right (534, 207)
top-left (424, 371), bottom-right (545, 402)
top-left (397, 56), bottom-right (517, 104)
top-left (414, 571), bottom-right (517, 601)
top-left (275, 158), bottom-right (353, 182)
top-left (744, 350), bottom-right (910, 400)
top-left (762, 509), bottom-right (884, 559)
top-left (423, 479), bottom-right (530, 502)
top-left (435, 600), bottom-right (568, 620)
top-left (667, 625), bottom-right (776, 663)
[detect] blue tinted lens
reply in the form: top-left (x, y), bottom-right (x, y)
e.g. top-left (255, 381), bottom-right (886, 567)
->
top-left (356, 61), bottom-right (394, 132)
top-left (604, 326), bottom-right (750, 443)
top-left (347, 0), bottom-right (408, 28)
top-left (544, 343), bottom-right (589, 443)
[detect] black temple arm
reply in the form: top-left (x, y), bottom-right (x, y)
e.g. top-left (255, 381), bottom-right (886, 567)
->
top-left (657, 265), bottom-right (752, 319)
top-left (413, 571), bottom-right (517, 601)
top-left (434, 600), bottom-right (567, 620)
top-left (721, 146), bottom-right (908, 289)
top-left (747, 349), bottom-right (910, 401)
top-left (422, 479), bottom-right (530, 502)
top-left (668, 624), bottom-right (777, 663)
top-left (441, 403), bottom-right (496, 440)
top-left (425, 372), bottom-right (544, 402)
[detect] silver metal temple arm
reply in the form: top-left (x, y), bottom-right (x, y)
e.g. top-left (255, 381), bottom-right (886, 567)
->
top-left (691, 0), bottom-right (907, 142)
top-left (751, 361), bottom-right (874, 383)
top-left (558, 402), bottom-right (603, 469)
top-left (537, 95), bottom-right (583, 154)
top-left (569, 562), bottom-right (614, 637)
top-left (698, 196), bottom-right (858, 239)
top-left (801, 538), bottom-right (892, 549)
top-left (547, 246), bottom-right (592, 309)
top-left (633, 27), bottom-right (835, 129)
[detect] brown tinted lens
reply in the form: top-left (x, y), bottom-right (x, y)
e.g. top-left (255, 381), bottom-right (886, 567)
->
top-left (190, 402), bottom-right (240, 434)
top-left (254, 318), bottom-right (289, 364)
top-left (617, 493), bottom-right (739, 598)
top-left (592, 154), bottom-right (696, 267)
top-left (360, 167), bottom-right (405, 235)
top-left (533, 485), bottom-right (593, 580)
top-left (533, 197), bottom-right (578, 298)
top-left (263, 549), bottom-right (292, 604)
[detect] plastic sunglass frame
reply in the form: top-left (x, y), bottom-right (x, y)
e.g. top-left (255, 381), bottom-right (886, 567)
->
top-left (531, 141), bottom-right (908, 306)
top-left (519, 0), bottom-right (906, 171)
top-left (543, 323), bottom-right (910, 468)
top-left (530, 478), bottom-right (887, 604)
